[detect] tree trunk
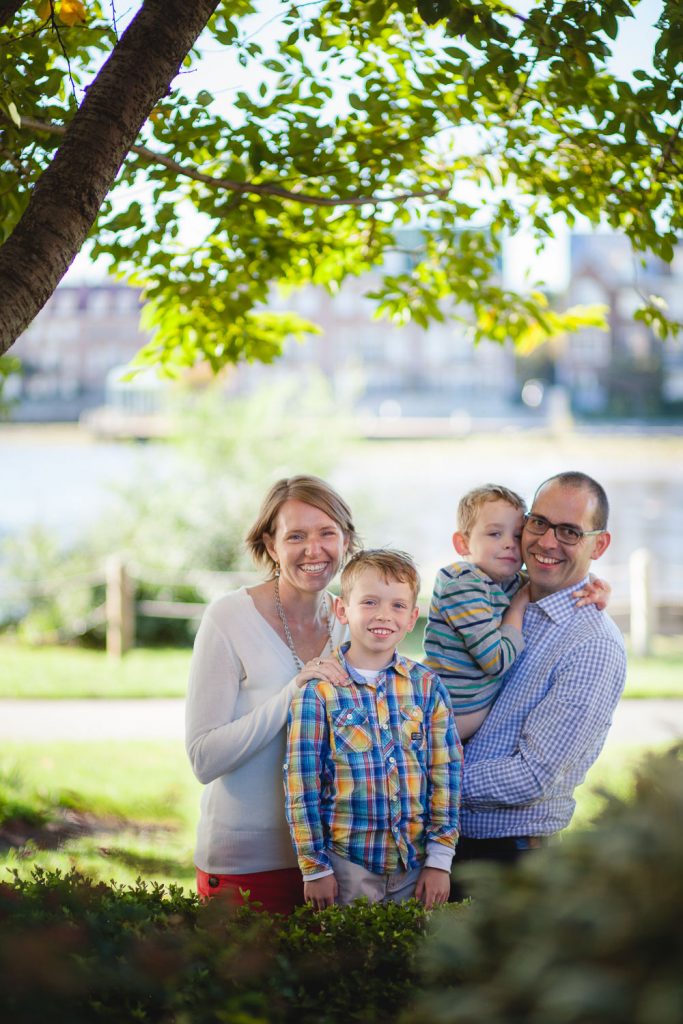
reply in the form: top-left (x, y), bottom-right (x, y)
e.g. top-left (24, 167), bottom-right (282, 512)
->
top-left (0, 0), bottom-right (28, 27)
top-left (0, 0), bottom-right (220, 355)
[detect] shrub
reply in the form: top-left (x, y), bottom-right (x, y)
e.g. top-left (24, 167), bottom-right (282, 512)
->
top-left (406, 746), bottom-right (683, 1024)
top-left (0, 868), bottom-right (429, 1023)
top-left (4, 750), bottom-right (680, 1023)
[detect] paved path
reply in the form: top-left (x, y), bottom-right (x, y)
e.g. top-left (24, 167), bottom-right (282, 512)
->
top-left (0, 698), bottom-right (682, 745)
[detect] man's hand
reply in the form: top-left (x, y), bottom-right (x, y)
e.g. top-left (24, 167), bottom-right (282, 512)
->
top-left (304, 873), bottom-right (338, 911)
top-left (415, 867), bottom-right (450, 909)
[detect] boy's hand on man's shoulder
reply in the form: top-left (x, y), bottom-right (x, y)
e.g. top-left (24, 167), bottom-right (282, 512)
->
top-left (415, 866), bottom-right (450, 909)
top-left (304, 873), bottom-right (339, 910)
top-left (573, 574), bottom-right (611, 611)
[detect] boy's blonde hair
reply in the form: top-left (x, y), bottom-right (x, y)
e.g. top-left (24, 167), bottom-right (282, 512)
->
top-left (340, 549), bottom-right (421, 604)
top-left (457, 484), bottom-right (527, 536)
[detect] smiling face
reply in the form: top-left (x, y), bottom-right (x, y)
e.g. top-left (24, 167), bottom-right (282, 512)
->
top-left (453, 499), bottom-right (524, 582)
top-left (264, 499), bottom-right (348, 597)
top-left (522, 481), bottom-right (611, 599)
top-left (335, 567), bottom-right (419, 670)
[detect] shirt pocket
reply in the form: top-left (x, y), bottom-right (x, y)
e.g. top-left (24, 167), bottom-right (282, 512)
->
top-left (331, 706), bottom-right (373, 755)
top-left (400, 704), bottom-right (426, 750)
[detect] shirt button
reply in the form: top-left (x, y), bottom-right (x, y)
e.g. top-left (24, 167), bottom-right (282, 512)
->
top-left (388, 757), bottom-right (396, 764)
top-left (346, 714), bottom-right (353, 721)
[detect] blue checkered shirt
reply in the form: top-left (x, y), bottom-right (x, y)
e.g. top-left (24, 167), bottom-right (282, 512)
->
top-left (461, 576), bottom-right (627, 837)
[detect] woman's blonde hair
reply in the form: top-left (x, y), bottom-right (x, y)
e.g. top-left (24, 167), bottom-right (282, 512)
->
top-left (245, 475), bottom-right (360, 576)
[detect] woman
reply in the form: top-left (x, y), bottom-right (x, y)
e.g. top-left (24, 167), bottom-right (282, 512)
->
top-left (186, 475), bottom-right (359, 914)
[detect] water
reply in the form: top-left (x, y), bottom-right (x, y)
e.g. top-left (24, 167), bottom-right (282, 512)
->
top-left (1, 429), bottom-right (161, 540)
top-left (2, 424), bottom-right (683, 602)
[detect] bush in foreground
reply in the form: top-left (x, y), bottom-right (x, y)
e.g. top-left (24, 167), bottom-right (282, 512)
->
top-left (1, 748), bottom-right (681, 1023)
top-left (407, 746), bottom-right (683, 1024)
top-left (0, 868), bottom-right (430, 1023)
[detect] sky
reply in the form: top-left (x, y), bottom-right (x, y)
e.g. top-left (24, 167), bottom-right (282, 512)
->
top-left (64, 0), bottom-right (664, 290)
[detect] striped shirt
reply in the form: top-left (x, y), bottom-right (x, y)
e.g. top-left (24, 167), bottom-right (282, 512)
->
top-left (424, 562), bottom-right (525, 713)
top-left (284, 645), bottom-right (462, 878)
top-left (461, 576), bottom-right (627, 838)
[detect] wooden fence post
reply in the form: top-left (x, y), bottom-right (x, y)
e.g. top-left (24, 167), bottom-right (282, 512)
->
top-left (106, 556), bottom-right (135, 658)
top-left (629, 548), bottom-right (655, 656)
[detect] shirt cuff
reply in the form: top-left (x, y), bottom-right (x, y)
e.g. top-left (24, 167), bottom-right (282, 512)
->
top-left (302, 868), bottom-right (335, 882)
top-left (424, 839), bottom-right (455, 872)
top-left (500, 624), bottom-right (524, 650)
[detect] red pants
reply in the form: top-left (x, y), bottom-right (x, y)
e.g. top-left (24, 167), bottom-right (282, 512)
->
top-left (196, 866), bottom-right (304, 915)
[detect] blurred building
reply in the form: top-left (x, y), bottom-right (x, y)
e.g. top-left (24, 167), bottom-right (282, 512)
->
top-left (9, 285), bottom-right (147, 421)
top-left (9, 257), bottom-right (520, 425)
top-left (556, 234), bottom-right (683, 418)
top-left (234, 271), bottom-right (519, 422)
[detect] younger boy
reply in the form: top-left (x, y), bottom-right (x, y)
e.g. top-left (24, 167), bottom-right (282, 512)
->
top-left (424, 483), bottom-right (607, 739)
top-left (284, 549), bottom-right (462, 911)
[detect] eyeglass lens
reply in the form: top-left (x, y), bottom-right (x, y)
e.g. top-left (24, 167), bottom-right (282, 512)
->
top-left (525, 516), bottom-right (582, 545)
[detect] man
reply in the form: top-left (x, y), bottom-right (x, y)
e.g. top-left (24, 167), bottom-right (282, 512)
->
top-left (454, 471), bottom-right (627, 877)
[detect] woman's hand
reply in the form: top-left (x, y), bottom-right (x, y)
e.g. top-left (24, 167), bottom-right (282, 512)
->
top-left (573, 575), bottom-right (611, 610)
top-left (295, 656), bottom-right (350, 689)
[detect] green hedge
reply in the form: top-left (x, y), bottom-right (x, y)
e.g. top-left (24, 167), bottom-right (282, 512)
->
top-left (0, 869), bottom-right (431, 1023)
top-left (2, 748), bottom-right (681, 1023)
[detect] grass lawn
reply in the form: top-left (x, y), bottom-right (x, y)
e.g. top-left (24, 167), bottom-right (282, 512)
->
top-left (0, 740), bottom-right (199, 890)
top-left (0, 642), bottom-right (191, 698)
top-left (0, 737), bottom-right (675, 891)
top-left (1, 631), bottom-right (682, 699)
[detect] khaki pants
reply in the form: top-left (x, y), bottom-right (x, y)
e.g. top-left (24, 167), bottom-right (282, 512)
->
top-left (328, 850), bottom-right (421, 906)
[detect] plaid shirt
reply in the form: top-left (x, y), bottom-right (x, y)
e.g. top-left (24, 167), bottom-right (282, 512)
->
top-left (284, 644), bottom-right (462, 878)
top-left (461, 576), bottom-right (627, 838)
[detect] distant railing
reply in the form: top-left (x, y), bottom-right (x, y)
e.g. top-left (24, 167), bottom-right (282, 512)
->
top-left (1, 549), bottom-right (676, 659)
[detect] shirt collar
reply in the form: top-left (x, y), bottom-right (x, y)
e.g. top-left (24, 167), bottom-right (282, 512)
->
top-left (532, 575), bottom-right (591, 625)
top-left (336, 642), bottom-right (411, 686)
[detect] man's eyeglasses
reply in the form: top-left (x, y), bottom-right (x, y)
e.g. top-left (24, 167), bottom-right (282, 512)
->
top-left (523, 514), bottom-right (605, 547)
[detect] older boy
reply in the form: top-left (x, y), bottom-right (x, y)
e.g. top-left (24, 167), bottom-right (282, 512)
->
top-left (284, 549), bottom-right (462, 910)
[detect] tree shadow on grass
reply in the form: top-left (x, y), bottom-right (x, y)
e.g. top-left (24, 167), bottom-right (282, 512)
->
top-left (93, 844), bottom-right (192, 876)
top-left (0, 808), bottom-right (179, 854)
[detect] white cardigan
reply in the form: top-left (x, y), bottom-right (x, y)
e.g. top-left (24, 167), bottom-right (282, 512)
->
top-left (185, 587), bottom-right (346, 874)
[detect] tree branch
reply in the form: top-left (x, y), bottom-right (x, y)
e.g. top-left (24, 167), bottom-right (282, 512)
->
top-left (11, 114), bottom-right (449, 208)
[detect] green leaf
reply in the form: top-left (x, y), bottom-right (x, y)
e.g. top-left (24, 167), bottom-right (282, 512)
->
top-left (7, 102), bottom-right (21, 127)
